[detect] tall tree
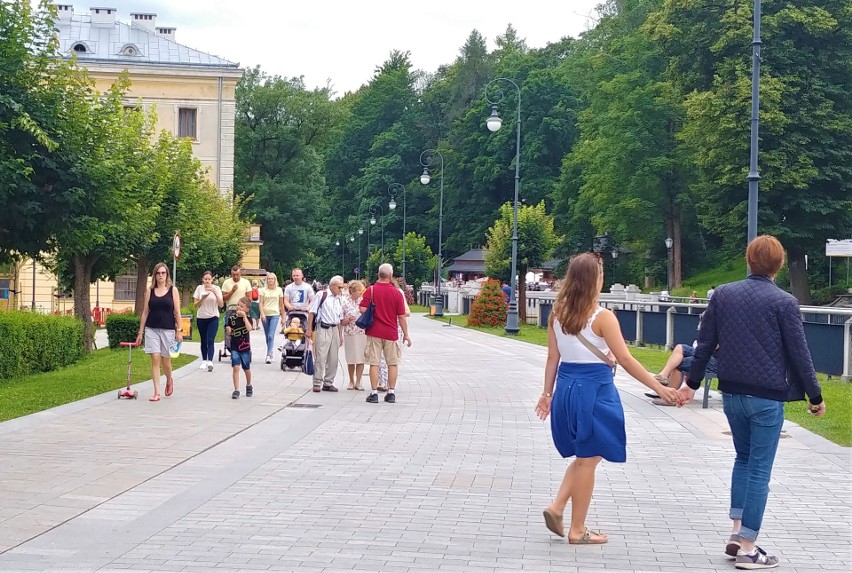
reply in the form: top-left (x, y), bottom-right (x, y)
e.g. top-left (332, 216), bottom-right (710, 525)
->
top-left (484, 201), bottom-right (561, 320)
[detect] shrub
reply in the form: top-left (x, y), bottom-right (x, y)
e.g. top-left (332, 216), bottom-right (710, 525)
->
top-left (469, 278), bottom-right (508, 327)
top-left (106, 311), bottom-right (141, 349)
top-left (0, 311), bottom-right (84, 380)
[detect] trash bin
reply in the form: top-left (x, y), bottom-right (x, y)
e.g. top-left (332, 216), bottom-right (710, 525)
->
top-left (180, 314), bottom-right (193, 339)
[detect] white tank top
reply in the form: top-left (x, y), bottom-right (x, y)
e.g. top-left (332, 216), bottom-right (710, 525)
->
top-left (553, 306), bottom-right (611, 364)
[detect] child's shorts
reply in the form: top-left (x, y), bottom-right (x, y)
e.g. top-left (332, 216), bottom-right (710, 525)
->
top-left (230, 349), bottom-right (251, 370)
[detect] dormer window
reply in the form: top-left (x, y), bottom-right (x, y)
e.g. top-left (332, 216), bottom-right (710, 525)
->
top-left (119, 44), bottom-right (141, 57)
top-left (72, 43), bottom-right (87, 53)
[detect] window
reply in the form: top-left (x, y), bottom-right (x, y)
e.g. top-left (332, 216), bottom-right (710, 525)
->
top-left (114, 275), bottom-right (136, 301)
top-left (72, 43), bottom-right (87, 53)
top-left (178, 108), bottom-right (197, 139)
top-left (0, 279), bottom-right (9, 300)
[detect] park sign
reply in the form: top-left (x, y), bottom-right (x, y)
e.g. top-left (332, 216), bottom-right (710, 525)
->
top-left (826, 239), bottom-right (852, 257)
top-left (173, 233), bottom-right (181, 260)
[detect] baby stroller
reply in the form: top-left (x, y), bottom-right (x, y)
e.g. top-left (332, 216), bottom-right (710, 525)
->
top-left (280, 311), bottom-right (308, 371)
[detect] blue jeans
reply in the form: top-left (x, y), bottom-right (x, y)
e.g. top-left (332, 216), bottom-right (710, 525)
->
top-left (262, 315), bottom-right (280, 357)
top-left (230, 349), bottom-right (251, 370)
top-left (196, 316), bottom-right (218, 361)
top-left (722, 392), bottom-right (785, 541)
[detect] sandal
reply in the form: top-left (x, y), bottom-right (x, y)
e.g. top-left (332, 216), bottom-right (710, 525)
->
top-left (165, 379), bottom-right (174, 397)
top-left (149, 394), bottom-right (161, 402)
top-left (568, 528), bottom-right (608, 545)
top-left (654, 374), bottom-right (669, 387)
top-left (542, 509), bottom-right (564, 537)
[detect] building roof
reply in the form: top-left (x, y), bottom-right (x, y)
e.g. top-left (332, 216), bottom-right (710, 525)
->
top-left (446, 249), bottom-right (486, 273)
top-left (56, 12), bottom-right (239, 69)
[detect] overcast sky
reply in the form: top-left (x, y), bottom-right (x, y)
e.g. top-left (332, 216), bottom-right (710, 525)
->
top-left (52, 0), bottom-right (603, 94)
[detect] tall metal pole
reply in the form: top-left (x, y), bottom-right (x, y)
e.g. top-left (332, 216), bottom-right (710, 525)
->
top-left (31, 259), bottom-right (36, 310)
top-left (388, 183), bottom-right (406, 283)
top-left (420, 149), bottom-right (445, 316)
top-left (485, 78), bottom-right (521, 335)
top-left (747, 0), bottom-right (762, 246)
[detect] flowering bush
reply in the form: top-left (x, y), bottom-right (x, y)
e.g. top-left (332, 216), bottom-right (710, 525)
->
top-left (468, 279), bottom-right (508, 327)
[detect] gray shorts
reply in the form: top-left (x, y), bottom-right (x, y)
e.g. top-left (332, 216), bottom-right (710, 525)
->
top-left (144, 327), bottom-right (175, 356)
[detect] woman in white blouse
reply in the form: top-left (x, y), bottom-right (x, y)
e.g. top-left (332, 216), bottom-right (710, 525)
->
top-left (193, 271), bottom-right (224, 372)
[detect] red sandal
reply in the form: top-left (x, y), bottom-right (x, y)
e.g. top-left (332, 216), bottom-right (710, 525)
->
top-left (165, 379), bottom-right (174, 397)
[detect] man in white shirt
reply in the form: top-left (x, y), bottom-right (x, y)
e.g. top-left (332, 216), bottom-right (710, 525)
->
top-left (306, 275), bottom-right (344, 392)
top-left (284, 268), bottom-right (314, 312)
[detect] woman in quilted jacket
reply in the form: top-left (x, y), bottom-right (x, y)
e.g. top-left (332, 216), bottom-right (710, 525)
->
top-left (679, 235), bottom-right (825, 570)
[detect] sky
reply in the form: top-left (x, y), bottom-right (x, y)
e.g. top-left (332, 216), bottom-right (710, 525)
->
top-left (49, 0), bottom-right (603, 95)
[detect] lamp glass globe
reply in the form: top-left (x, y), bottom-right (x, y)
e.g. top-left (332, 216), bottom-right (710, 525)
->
top-left (389, 199), bottom-right (397, 210)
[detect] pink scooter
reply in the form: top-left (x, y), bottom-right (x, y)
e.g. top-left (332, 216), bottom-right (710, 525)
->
top-left (117, 341), bottom-right (139, 399)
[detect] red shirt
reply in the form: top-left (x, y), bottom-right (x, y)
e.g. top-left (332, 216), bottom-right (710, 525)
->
top-left (360, 282), bottom-right (405, 341)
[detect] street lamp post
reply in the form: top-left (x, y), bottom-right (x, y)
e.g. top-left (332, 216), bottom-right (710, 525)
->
top-left (747, 0), bottom-right (762, 246)
top-left (335, 239), bottom-right (343, 276)
top-left (369, 204), bottom-right (385, 275)
top-left (387, 183), bottom-right (407, 284)
top-left (349, 235), bottom-right (355, 277)
top-left (419, 149), bottom-right (444, 316)
top-left (485, 77), bottom-right (522, 335)
top-left (357, 228), bottom-right (364, 279)
top-left (665, 236), bottom-right (673, 292)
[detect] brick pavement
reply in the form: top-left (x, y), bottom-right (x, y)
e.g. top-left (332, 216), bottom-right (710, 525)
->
top-left (0, 316), bottom-right (849, 572)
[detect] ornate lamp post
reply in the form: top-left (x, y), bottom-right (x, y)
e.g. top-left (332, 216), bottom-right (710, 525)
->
top-left (335, 238), bottom-right (343, 276)
top-left (485, 77), bottom-right (522, 335)
top-left (419, 149), bottom-right (444, 316)
top-left (387, 183), bottom-right (406, 283)
top-left (357, 228), bottom-right (364, 279)
top-left (747, 0), bottom-right (762, 246)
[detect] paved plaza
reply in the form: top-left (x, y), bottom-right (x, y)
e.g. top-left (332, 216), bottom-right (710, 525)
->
top-left (0, 315), bottom-right (850, 572)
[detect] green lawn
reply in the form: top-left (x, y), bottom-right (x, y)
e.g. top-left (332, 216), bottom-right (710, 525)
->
top-left (410, 304), bottom-right (430, 314)
top-left (428, 314), bottom-right (852, 446)
top-left (0, 348), bottom-right (195, 423)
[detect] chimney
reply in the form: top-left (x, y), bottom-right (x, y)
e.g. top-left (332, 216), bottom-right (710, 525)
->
top-left (155, 27), bottom-right (176, 42)
top-left (90, 7), bottom-right (117, 26)
top-left (129, 12), bottom-right (156, 32)
top-left (53, 4), bottom-right (74, 21)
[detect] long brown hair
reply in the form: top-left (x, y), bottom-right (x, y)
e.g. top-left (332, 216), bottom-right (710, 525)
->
top-left (552, 253), bottom-right (602, 335)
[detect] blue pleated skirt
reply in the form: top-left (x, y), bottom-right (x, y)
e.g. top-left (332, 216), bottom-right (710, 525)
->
top-left (551, 362), bottom-right (627, 463)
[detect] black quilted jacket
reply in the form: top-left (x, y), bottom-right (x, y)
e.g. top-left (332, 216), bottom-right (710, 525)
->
top-left (686, 275), bottom-right (822, 404)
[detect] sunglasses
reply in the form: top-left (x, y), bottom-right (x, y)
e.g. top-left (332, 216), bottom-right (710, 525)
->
top-left (155, 271), bottom-right (167, 275)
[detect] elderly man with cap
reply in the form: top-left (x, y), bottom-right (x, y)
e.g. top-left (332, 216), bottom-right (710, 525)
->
top-left (306, 275), bottom-right (345, 392)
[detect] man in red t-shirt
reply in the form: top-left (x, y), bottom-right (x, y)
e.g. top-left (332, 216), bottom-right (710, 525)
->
top-left (360, 263), bottom-right (412, 403)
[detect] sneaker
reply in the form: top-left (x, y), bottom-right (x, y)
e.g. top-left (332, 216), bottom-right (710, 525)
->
top-left (245, 384), bottom-right (253, 397)
top-left (231, 390), bottom-right (240, 399)
top-left (207, 362), bottom-right (213, 372)
top-left (265, 355), bottom-right (272, 364)
top-left (735, 547), bottom-right (779, 570)
top-left (322, 384), bottom-right (338, 392)
top-left (384, 392), bottom-right (396, 403)
top-left (366, 393), bottom-right (379, 403)
top-left (726, 534), bottom-right (742, 557)
top-left (199, 360), bottom-right (208, 370)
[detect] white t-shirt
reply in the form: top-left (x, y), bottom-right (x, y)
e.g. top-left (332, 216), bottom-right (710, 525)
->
top-left (553, 307), bottom-right (611, 364)
top-left (285, 282), bottom-right (314, 310)
top-left (193, 284), bottom-right (223, 319)
top-left (222, 277), bottom-right (252, 310)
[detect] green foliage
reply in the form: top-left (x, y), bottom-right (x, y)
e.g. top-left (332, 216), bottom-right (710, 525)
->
top-left (390, 232), bottom-right (437, 292)
top-left (0, 310), bottom-right (83, 380)
top-left (0, 347), bottom-right (193, 423)
top-left (468, 279), bottom-right (508, 327)
top-left (105, 311), bottom-right (141, 350)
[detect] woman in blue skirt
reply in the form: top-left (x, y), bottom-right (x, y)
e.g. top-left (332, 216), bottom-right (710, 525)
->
top-left (535, 253), bottom-right (681, 544)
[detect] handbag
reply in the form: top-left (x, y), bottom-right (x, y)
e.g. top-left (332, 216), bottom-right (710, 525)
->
top-left (302, 344), bottom-right (315, 375)
top-left (355, 287), bottom-right (375, 330)
top-left (575, 332), bottom-right (618, 375)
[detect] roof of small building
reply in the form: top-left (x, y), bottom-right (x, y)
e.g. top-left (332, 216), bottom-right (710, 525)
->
top-left (449, 248), bottom-right (485, 262)
top-left (56, 13), bottom-right (238, 69)
top-left (446, 248), bottom-right (486, 273)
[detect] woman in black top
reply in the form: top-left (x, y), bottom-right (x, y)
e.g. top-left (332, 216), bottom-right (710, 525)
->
top-left (135, 262), bottom-right (183, 401)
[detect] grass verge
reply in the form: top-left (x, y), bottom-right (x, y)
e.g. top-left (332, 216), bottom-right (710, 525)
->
top-left (0, 348), bottom-right (195, 423)
top-left (428, 314), bottom-right (851, 446)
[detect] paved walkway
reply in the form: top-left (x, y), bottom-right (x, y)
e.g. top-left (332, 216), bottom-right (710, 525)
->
top-left (0, 315), bottom-right (849, 572)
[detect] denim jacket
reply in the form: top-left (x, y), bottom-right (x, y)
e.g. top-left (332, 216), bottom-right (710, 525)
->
top-left (686, 275), bottom-right (822, 404)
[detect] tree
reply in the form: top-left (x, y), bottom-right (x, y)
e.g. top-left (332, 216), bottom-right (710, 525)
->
top-left (389, 232), bottom-right (437, 293)
top-left (484, 201), bottom-right (561, 320)
top-left (468, 279), bottom-right (508, 327)
top-left (0, 0), bottom-right (61, 260)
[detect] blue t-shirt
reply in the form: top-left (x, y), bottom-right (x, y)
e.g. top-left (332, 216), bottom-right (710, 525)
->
top-left (501, 285), bottom-right (512, 302)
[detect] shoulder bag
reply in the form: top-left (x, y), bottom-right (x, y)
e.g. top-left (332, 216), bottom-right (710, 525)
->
top-left (575, 331), bottom-right (618, 375)
top-left (355, 287), bottom-right (375, 330)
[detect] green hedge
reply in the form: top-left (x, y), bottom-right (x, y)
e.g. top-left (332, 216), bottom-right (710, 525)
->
top-left (106, 312), bottom-right (141, 349)
top-left (0, 311), bottom-right (84, 380)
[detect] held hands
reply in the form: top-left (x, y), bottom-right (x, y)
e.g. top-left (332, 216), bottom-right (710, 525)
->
top-left (677, 385), bottom-right (696, 406)
top-left (657, 385), bottom-right (682, 406)
top-left (535, 395), bottom-right (552, 420)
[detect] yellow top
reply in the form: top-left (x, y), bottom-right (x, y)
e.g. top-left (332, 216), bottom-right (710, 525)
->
top-left (282, 326), bottom-right (304, 341)
top-left (260, 286), bottom-right (283, 316)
